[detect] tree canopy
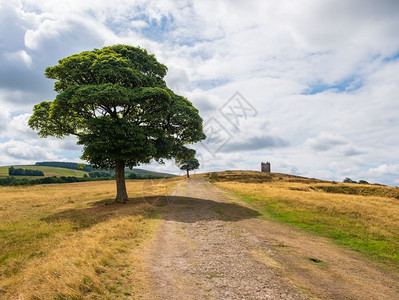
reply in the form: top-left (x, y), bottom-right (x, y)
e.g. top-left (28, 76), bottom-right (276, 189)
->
top-left (29, 45), bottom-right (205, 201)
top-left (178, 158), bottom-right (200, 178)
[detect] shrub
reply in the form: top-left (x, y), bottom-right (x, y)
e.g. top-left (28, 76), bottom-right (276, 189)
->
top-left (343, 177), bottom-right (357, 183)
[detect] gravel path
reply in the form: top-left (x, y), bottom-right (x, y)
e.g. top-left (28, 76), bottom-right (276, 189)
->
top-left (143, 179), bottom-right (399, 300)
top-left (145, 180), bottom-right (306, 299)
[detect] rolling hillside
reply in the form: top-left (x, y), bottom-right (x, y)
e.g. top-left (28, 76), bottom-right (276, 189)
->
top-left (0, 165), bottom-right (88, 178)
top-left (0, 164), bottom-right (175, 178)
top-left (125, 167), bottom-right (175, 178)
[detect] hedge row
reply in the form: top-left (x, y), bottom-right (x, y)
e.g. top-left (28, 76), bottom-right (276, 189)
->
top-left (0, 174), bottom-right (164, 186)
top-left (8, 167), bottom-right (44, 176)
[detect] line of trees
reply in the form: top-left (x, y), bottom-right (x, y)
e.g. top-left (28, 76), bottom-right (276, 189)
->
top-left (88, 171), bottom-right (115, 178)
top-left (8, 167), bottom-right (44, 176)
top-left (35, 161), bottom-right (95, 172)
top-left (126, 173), bottom-right (163, 179)
top-left (343, 177), bottom-right (369, 184)
top-left (0, 173), bottom-right (166, 187)
top-left (0, 176), bottom-right (103, 186)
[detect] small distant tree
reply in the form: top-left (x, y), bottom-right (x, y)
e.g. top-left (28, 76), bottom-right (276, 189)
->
top-left (343, 177), bottom-right (357, 183)
top-left (178, 158), bottom-right (200, 178)
top-left (358, 180), bottom-right (369, 184)
top-left (8, 166), bottom-right (14, 175)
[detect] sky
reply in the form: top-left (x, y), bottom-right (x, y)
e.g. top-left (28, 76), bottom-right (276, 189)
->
top-left (1, 0), bottom-right (399, 185)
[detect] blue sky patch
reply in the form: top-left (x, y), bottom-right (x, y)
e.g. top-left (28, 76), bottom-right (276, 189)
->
top-left (382, 51), bottom-right (399, 63)
top-left (302, 77), bottom-right (363, 95)
top-left (192, 78), bottom-right (230, 90)
top-left (140, 15), bottom-right (175, 42)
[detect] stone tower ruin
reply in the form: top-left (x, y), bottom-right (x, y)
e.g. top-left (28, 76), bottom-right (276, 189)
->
top-left (261, 162), bottom-right (271, 172)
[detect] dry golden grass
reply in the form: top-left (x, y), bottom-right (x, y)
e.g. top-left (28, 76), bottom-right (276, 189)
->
top-left (0, 177), bottom-right (183, 299)
top-left (211, 171), bottom-right (399, 265)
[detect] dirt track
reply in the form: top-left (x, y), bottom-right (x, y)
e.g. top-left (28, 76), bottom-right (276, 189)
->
top-left (142, 179), bottom-right (399, 299)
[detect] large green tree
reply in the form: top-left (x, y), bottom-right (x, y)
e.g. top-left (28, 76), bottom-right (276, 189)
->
top-left (29, 45), bottom-right (205, 202)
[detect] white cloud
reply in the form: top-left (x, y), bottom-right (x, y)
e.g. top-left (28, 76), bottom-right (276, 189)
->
top-left (24, 19), bottom-right (60, 50)
top-left (0, 139), bottom-right (58, 164)
top-left (305, 132), bottom-right (349, 152)
top-left (165, 65), bottom-right (190, 94)
top-left (0, 0), bottom-right (398, 185)
top-left (8, 113), bottom-right (32, 134)
top-left (367, 164), bottom-right (399, 177)
top-left (4, 50), bottom-right (32, 67)
top-left (0, 110), bottom-right (10, 134)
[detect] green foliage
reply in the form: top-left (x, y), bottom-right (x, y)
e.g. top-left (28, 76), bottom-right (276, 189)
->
top-left (177, 158), bottom-right (200, 178)
top-left (0, 176), bottom-right (111, 186)
top-left (358, 180), bottom-right (369, 184)
top-left (29, 45), bottom-right (205, 171)
top-left (8, 167), bottom-right (44, 176)
top-left (88, 170), bottom-right (114, 178)
top-left (126, 172), bottom-right (163, 180)
top-left (343, 177), bottom-right (357, 183)
top-left (35, 161), bottom-right (95, 172)
top-left (0, 173), bottom-right (164, 186)
top-left (177, 158), bottom-right (200, 172)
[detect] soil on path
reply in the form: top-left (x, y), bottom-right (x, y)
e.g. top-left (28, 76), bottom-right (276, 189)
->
top-left (142, 179), bottom-right (399, 300)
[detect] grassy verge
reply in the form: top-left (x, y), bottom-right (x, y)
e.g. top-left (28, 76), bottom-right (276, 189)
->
top-left (213, 179), bottom-right (399, 266)
top-left (312, 183), bottom-right (399, 199)
top-left (0, 177), bottom-right (183, 299)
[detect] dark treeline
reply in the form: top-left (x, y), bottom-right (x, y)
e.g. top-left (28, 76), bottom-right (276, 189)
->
top-left (0, 173), bottom-right (164, 186)
top-left (126, 173), bottom-right (161, 179)
top-left (35, 161), bottom-right (96, 172)
top-left (88, 170), bottom-right (115, 178)
top-left (35, 161), bottom-right (171, 177)
top-left (0, 176), bottom-right (105, 186)
top-left (8, 167), bottom-right (44, 176)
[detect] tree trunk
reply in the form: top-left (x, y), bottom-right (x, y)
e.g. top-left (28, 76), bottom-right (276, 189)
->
top-left (115, 160), bottom-right (128, 202)
top-left (187, 169), bottom-right (190, 178)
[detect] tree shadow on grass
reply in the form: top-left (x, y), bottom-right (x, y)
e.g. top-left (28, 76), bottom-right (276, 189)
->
top-left (42, 196), bottom-right (261, 230)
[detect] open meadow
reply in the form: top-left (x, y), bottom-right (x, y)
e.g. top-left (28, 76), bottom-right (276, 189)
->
top-left (0, 177), bottom-right (182, 299)
top-left (210, 171), bottom-right (399, 266)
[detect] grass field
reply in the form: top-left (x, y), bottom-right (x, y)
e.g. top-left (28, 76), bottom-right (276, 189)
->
top-left (0, 177), bottom-right (183, 299)
top-left (0, 165), bottom-right (88, 178)
top-left (210, 171), bottom-right (399, 266)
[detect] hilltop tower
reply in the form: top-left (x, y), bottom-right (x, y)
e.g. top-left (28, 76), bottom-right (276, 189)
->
top-left (261, 162), bottom-right (271, 172)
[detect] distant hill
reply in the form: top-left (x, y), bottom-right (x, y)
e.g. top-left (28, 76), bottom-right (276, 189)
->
top-left (125, 168), bottom-right (175, 178)
top-left (0, 165), bottom-right (88, 178)
top-left (206, 170), bottom-right (327, 184)
top-left (34, 161), bottom-right (175, 177)
top-left (0, 163), bottom-right (175, 178)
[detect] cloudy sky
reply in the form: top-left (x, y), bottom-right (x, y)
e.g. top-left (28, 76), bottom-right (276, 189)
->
top-left (1, 0), bottom-right (399, 185)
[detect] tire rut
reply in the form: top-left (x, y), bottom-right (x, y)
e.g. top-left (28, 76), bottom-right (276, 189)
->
top-left (144, 179), bottom-right (307, 299)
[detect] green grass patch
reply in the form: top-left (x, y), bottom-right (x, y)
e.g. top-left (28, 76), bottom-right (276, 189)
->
top-left (235, 193), bottom-right (399, 265)
top-left (0, 165), bottom-right (88, 178)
